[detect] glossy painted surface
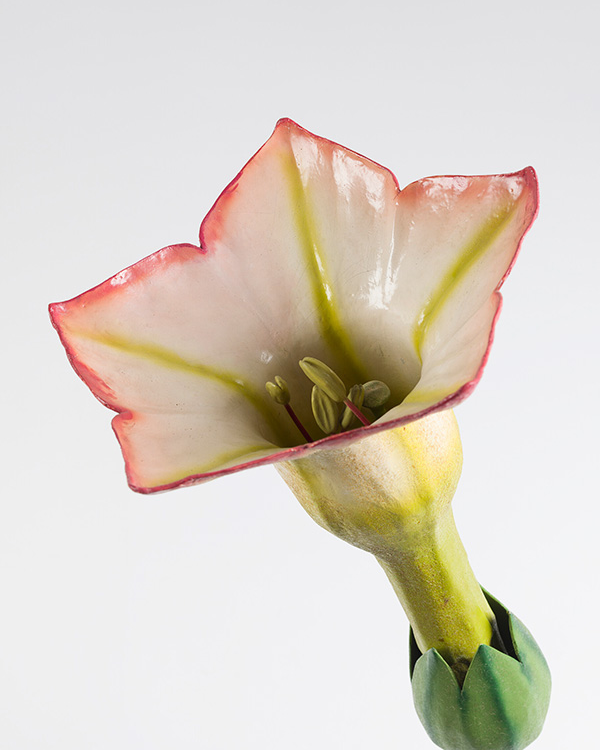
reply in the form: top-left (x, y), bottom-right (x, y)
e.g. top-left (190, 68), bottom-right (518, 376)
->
top-left (50, 119), bottom-right (538, 492)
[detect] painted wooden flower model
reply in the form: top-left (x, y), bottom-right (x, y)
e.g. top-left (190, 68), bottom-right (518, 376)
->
top-left (51, 120), bottom-right (550, 750)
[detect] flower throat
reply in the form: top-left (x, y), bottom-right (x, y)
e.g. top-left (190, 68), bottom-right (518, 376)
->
top-left (266, 356), bottom-right (392, 443)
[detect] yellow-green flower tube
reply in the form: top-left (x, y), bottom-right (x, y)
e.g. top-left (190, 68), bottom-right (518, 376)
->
top-left (276, 409), bottom-right (495, 671)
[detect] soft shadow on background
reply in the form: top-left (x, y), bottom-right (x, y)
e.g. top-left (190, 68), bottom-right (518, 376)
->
top-left (2, 1), bottom-right (598, 748)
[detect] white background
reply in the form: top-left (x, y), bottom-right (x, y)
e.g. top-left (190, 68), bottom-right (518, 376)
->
top-left (2, 1), bottom-right (599, 748)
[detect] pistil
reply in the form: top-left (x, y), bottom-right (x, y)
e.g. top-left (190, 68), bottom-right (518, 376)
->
top-left (341, 384), bottom-right (370, 427)
top-left (342, 398), bottom-right (370, 426)
top-left (284, 403), bottom-right (313, 443)
top-left (266, 376), bottom-right (313, 443)
top-left (340, 384), bottom-right (365, 430)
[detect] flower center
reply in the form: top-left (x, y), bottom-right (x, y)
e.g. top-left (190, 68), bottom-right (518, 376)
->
top-left (266, 357), bottom-right (391, 443)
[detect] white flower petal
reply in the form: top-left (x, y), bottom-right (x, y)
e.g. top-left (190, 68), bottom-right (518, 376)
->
top-left (397, 292), bottom-right (503, 414)
top-left (201, 119), bottom-right (418, 399)
top-left (50, 244), bottom-right (299, 489)
top-left (392, 169), bottom-right (538, 362)
top-left (50, 121), bottom-right (539, 491)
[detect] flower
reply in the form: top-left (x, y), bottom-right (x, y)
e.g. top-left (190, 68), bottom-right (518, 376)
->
top-left (50, 119), bottom-right (538, 493)
top-left (50, 120), bottom-right (551, 749)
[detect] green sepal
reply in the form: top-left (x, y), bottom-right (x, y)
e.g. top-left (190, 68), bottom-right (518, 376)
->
top-left (410, 590), bottom-right (551, 750)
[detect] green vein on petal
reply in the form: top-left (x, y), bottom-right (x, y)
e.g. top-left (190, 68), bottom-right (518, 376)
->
top-left (282, 152), bottom-right (369, 383)
top-left (402, 384), bottom-right (458, 405)
top-left (413, 204), bottom-right (517, 360)
top-left (77, 331), bottom-right (290, 444)
top-left (157, 444), bottom-right (275, 486)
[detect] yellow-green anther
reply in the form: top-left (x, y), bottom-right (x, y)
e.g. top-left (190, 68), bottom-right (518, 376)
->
top-left (274, 375), bottom-right (290, 401)
top-left (363, 380), bottom-right (391, 409)
top-left (299, 357), bottom-right (346, 402)
top-left (341, 384), bottom-right (365, 430)
top-left (265, 376), bottom-right (290, 405)
top-left (311, 386), bottom-right (339, 434)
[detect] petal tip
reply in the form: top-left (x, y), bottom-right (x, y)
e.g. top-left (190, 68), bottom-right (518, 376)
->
top-left (48, 301), bottom-right (61, 325)
top-left (505, 165), bottom-right (538, 213)
top-left (274, 116), bottom-right (298, 130)
top-left (521, 164), bottom-right (540, 211)
top-left (515, 165), bottom-right (539, 201)
top-left (274, 116), bottom-right (307, 134)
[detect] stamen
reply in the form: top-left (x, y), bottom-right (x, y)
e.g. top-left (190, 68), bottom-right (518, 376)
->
top-left (265, 376), bottom-right (290, 405)
top-left (342, 396), bottom-right (371, 426)
top-left (296, 357), bottom-right (390, 431)
top-left (363, 380), bottom-right (391, 409)
top-left (298, 357), bottom-right (346, 402)
top-left (298, 357), bottom-right (374, 428)
top-left (284, 403), bottom-right (313, 443)
top-left (311, 386), bottom-right (339, 435)
top-left (265, 376), bottom-right (313, 443)
top-left (341, 384), bottom-right (365, 430)
top-left (362, 379), bottom-right (391, 420)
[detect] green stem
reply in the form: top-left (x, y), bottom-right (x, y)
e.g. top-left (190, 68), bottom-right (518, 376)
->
top-left (377, 507), bottom-right (495, 670)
